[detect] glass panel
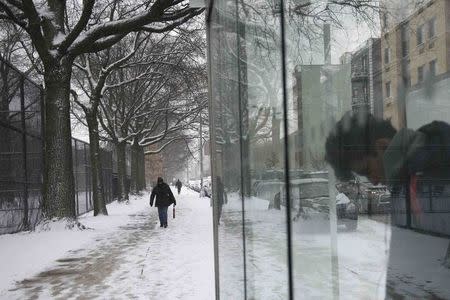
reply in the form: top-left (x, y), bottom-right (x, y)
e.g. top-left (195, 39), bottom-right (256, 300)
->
top-left (209, 0), bottom-right (290, 297)
top-left (209, 0), bottom-right (245, 298)
top-left (283, 0), bottom-right (450, 299)
top-left (209, 0), bottom-right (450, 299)
top-left (236, 0), bottom-right (290, 298)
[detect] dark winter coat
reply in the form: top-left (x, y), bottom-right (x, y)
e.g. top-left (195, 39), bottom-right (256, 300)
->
top-left (175, 180), bottom-right (182, 189)
top-left (150, 182), bottom-right (176, 207)
top-left (382, 121), bottom-right (450, 295)
top-left (384, 121), bottom-right (450, 234)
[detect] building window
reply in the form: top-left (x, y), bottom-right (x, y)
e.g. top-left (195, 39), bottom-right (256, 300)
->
top-left (428, 17), bottom-right (436, 39)
top-left (401, 24), bottom-right (409, 57)
top-left (384, 48), bottom-right (390, 64)
top-left (353, 88), bottom-right (359, 98)
top-left (418, 65), bottom-right (424, 82)
top-left (430, 60), bottom-right (437, 77)
top-left (382, 13), bottom-right (388, 29)
top-left (386, 81), bottom-right (391, 98)
top-left (362, 55), bottom-right (367, 72)
top-left (417, 24), bottom-right (424, 45)
top-left (363, 84), bottom-right (368, 100)
top-left (404, 72), bottom-right (411, 88)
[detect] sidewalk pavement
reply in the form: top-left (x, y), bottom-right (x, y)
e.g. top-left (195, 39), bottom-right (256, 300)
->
top-left (0, 188), bottom-right (214, 300)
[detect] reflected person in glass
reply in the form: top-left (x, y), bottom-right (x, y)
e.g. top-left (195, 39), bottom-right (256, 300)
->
top-left (325, 111), bottom-right (450, 295)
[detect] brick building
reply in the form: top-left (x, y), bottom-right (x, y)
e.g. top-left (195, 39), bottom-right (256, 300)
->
top-left (381, 0), bottom-right (450, 128)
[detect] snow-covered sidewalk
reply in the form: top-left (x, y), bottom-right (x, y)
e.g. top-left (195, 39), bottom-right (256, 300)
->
top-left (0, 188), bottom-right (214, 299)
top-left (218, 194), bottom-right (450, 299)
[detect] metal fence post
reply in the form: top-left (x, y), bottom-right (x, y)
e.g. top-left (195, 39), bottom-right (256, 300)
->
top-left (84, 143), bottom-right (89, 213)
top-left (73, 140), bottom-right (79, 215)
top-left (20, 76), bottom-right (29, 230)
top-left (40, 86), bottom-right (45, 216)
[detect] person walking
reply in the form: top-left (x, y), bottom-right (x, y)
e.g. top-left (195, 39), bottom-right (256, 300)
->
top-left (175, 179), bottom-right (182, 195)
top-left (216, 176), bottom-right (227, 224)
top-left (150, 177), bottom-right (176, 228)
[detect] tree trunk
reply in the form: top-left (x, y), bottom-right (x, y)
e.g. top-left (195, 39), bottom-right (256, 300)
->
top-left (86, 112), bottom-right (108, 216)
top-left (42, 58), bottom-right (76, 219)
top-left (241, 137), bottom-right (251, 197)
top-left (116, 141), bottom-right (129, 201)
top-left (138, 146), bottom-right (146, 191)
top-left (0, 70), bottom-right (13, 204)
top-left (130, 141), bottom-right (139, 194)
top-left (130, 142), bottom-right (145, 193)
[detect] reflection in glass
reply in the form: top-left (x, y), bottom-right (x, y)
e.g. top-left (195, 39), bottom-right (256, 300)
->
top-left (208, 0), bottom-right (450, 298)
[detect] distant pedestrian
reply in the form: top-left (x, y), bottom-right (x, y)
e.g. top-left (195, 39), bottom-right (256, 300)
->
top-left (216, 176), bottom-right (227, 224)
top-left (150, 177), bottom-right (176, 228)
top-left (175, 179), bottom-right (182, 195)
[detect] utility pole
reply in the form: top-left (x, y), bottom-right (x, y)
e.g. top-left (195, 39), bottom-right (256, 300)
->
top-left (186, 159), bottom-right (189, 183)
top-left (199, 112), bottom-right (204, 190)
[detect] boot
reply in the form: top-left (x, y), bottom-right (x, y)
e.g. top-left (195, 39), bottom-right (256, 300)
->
top-left (164, 223), bottom-right (168, 228)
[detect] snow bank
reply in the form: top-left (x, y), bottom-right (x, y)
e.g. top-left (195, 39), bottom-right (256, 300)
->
top-left (0, 192), bottom-right (150, 294)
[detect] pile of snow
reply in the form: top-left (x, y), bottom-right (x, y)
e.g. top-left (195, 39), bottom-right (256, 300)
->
top-left (188, 177), bottom-right (212, 197)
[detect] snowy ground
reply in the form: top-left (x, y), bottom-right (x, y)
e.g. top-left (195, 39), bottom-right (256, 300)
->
top-left (2, 188), bottom-right (449, 300)
top-left (218, 194), bottom-right (450, 299)
top-left (0, 188), bottom-right (214, 299)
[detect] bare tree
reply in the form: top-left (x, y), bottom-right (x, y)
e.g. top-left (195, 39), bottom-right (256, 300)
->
top-left (95, 30), bottom-right (206, 201)
top-left (70, 31), bottom-right (167, 213)
top-left (0, 0), bottom-right (203, 219)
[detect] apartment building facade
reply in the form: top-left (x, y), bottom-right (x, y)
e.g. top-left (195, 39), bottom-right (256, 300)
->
top-left (350, 38), bottom-right (383, 118)
top-left (381, 0), bottom-right (450, 128)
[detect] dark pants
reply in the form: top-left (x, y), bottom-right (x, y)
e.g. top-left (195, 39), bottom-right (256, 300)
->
top-left (157, 206), bottom-right (168, 225)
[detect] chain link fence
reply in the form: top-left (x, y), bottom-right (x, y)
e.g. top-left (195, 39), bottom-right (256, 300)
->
top-left (72, 138), bottom-right (115, 216)
top-left (0, 57), bottom-right (121, 234)
top-left (0, 57), bottom-right (44, 234)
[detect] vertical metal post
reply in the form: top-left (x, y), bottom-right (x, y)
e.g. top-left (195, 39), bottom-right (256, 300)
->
top-left (20, 77), bottom-right (29, 230)
top-left (200, 112), bottom-right (204, 190)
top-left (278, 0), bottom-right (294, 298)
top-left (405, 179), bottom-right (412, 228)
top-left (235, 13), bottom-right (249, 299)
top-left (205, 2), bottom-right (221, 298)
top-left (186, 159), bottom-right (189, 183)
top-left (324, 24), bottom-right (331, 65)
top-left (74, 140), bottom-right (79, 215)
top-left (40, 86), bottom-right (45, 214)
top-left (84, 143), bottom-right (89, 213)
top-left (328, 166), bottom-right (340, 299)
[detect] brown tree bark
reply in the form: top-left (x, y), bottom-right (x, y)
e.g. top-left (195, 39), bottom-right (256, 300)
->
top-left (130, 141), bottom-right (145, 194)
top-left (138, 146), bottom-right (146, 191)
top-left (42, 58), bottom-right (76, 219)
top-left (116, 141), bottom-right (129, 201)
top-left (86, 111), bottom-right (108, 216)
top-left (130, 141), bottom-right (138, 194)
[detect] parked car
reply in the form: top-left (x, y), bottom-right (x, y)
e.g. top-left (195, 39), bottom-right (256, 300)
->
top-left (280, 178), bottom-right (358, 231)
top-left (367, 186), bottom-right (391, 214)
